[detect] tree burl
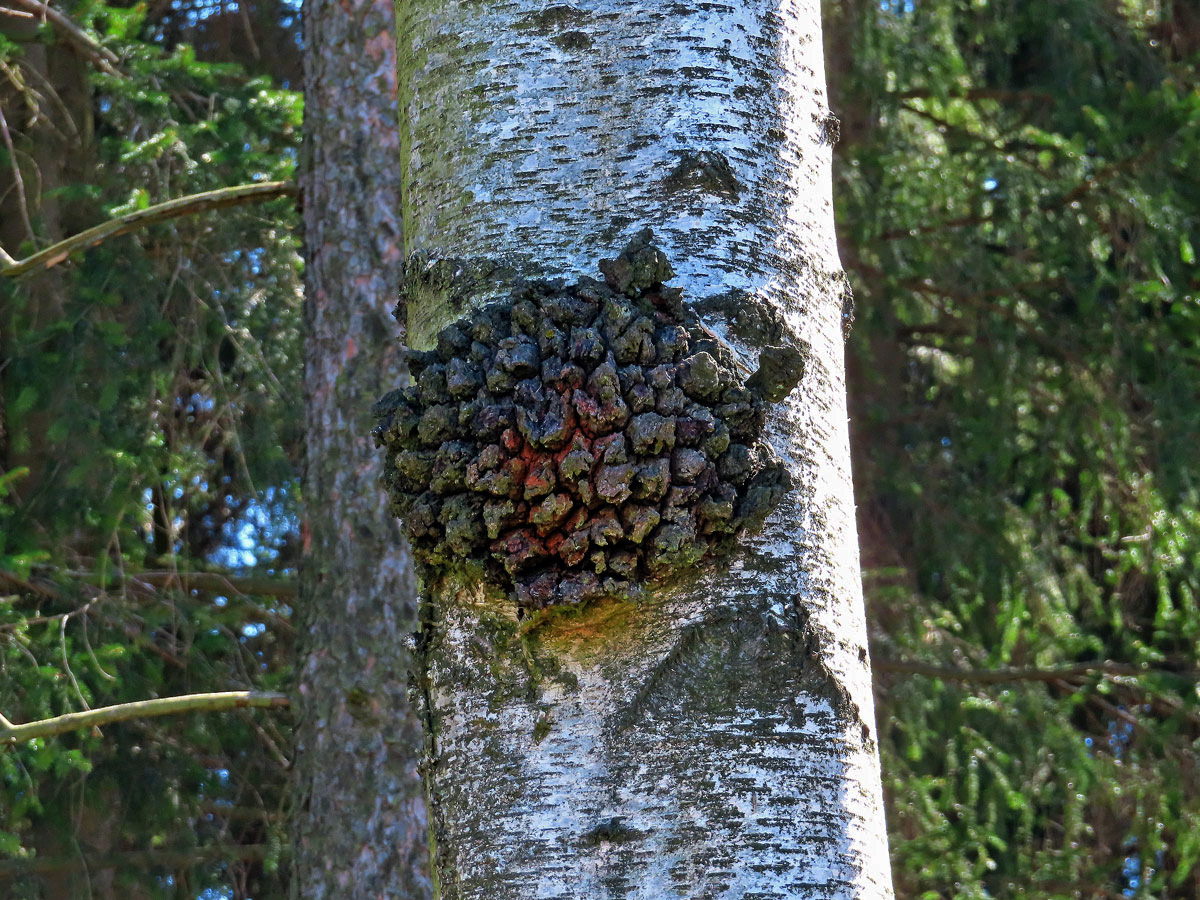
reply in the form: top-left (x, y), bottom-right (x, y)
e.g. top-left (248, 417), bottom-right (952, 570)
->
top-left (373, 231), bottom-right (806, 608)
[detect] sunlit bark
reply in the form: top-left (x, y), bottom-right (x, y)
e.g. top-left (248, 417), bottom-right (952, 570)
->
top-left (393, 1), bottom-right (893, 897)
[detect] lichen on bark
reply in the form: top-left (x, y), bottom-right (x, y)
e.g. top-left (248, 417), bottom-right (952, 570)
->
top-left (374, 231), bottom-right (805, 608)
top-left (392, 0), bottom-right (896, 894)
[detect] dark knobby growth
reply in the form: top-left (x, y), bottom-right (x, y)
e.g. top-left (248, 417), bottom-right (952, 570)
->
top-left (374, 231), bottom-right (806, 608)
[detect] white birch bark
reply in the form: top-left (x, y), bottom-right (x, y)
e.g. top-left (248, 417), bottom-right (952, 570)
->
top-left (394, 1), bottom-right (893, 897)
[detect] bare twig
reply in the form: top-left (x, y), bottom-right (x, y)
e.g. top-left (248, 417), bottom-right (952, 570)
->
top-left (240, 709), bottom-right (290, 769)
top-left (1059, 677), bottom-right (1147, 735)
top-left (80, 568), bottom-right (297, 600)
top-left (852, 258), bottom-right (1079, 366)
top-left (0, 841), bottom-right (278, 876)
top-left (0, 568), bottom-right (63, 601)
top-left (93, 608), bottom-right (189, 669)
top-left (872, 658), bottom-right (1188, 684)
top-left (878, 211), bottom-right (998, 242)
top-left (0, 690), bottom-right (290, 743)
top-left (237, 0), bottom-right (261, 60)
top-left (895, 87), bottom-right (1054, 105)
top-left (197, 802), bottom-right (285, 822)
top-left (80, 604), bottom-right (117, 681)
top-left (2, 563), bottom-right (295, 625)
top-left (1049, 143), bottom-right (1163, 208)
top-left (12, 56), bottom-right (83, 141)
top-left (0, 181), bottom-right (298, 278)
top-left (877, 141), bottom-right (1170, 243)
top-left (59, 612), bottom-right (90, 711)
top-left (0, 101), bottom-right (36, 245)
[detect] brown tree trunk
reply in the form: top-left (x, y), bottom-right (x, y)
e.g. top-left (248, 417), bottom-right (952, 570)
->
top-left (290, 0), bottom-right (429, 895)
top-left (0, 14), bottom-right (94, 495)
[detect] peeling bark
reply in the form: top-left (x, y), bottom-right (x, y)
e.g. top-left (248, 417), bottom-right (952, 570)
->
top-left (391, 1), bottom-right (894, 898)
top-left (291, 0), bottom-right (429, 895)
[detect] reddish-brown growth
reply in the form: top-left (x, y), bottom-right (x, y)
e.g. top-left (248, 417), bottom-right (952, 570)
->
top-left (373, 232), bottom-right (804, 608)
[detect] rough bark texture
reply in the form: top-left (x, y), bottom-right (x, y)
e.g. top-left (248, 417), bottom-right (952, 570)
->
top-left (291, 0), bottom-right (429, 896)
top-left (393, 1), bottom-right (894, 898)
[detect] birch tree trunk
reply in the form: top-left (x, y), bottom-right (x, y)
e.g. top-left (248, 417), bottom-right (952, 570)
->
top-left (391, 1), bottom-right (894, 897)
top-left (291, 0), bottom-right (429, 895)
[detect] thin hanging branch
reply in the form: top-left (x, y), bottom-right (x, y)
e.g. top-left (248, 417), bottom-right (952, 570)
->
top-left (0, 100), bottom-right (37, 245)
top-left (1, 0), bottom-right (121, 75)
top-left (0, 690), bottom-right (290, 743)
top-left (0, 181), bottom-right (298, 278)
top-left (871, 657), bottom-right (1195, 684)
top-left (73, 568), bottom-right (298, 599)
top-left (0, 841), bottom-right (279, 876)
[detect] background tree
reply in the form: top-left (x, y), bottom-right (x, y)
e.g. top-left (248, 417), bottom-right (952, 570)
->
top-left (289, 0), bottom-right (428, 893)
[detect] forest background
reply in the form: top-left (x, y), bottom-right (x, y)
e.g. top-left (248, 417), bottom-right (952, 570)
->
top-left (0, 0), bottom-right (1197, 898)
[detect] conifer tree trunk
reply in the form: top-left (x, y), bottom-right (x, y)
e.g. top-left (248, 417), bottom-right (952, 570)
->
top-left (0, 15), bottom-right (94, 510)
top-left (386, 1), bottom-right (895, 897)
top-left (291, 0), bottom-right (429, 895)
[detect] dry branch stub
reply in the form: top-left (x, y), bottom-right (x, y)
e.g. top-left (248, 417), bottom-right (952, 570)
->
top-left (373, 231), bottom-right (806, 609)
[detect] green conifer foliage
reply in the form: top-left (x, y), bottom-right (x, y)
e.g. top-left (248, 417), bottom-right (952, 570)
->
top-left (829, 0), bottom-right (1200, 896)
top-left (0, 3), bottom-right (300, 896)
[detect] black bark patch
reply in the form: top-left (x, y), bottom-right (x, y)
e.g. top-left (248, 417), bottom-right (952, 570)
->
top-left (746, 346), bottom-right (807, 404)
top-left (396, 252), bottom-right (515, 326)
top-left (579, 817), bottom-right (644, 847)
top-left (663, 150), bottom-right (741, 200)
top-left (692, 290), bottom-right (798, 347)
top-left (551, 30), bottom-right (593, 51)
top-left (518, 4), bottom-right (588, 32)
top-left (374, 232), bottom-right (804, 609)
top-left (817, 110), bottom-right (841, 146)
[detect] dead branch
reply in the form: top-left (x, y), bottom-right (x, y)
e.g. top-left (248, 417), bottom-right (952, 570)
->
top-left (0, 689), bottom-right (290, 743)
top-left (0, 181), bottom-right (297, 278)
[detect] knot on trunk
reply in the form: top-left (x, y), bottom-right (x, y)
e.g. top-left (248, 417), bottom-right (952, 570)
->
top-left (373, 232), bottom-right (805, 609)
